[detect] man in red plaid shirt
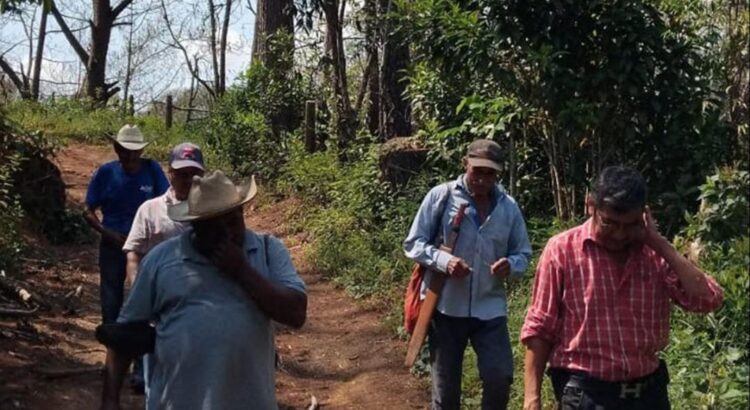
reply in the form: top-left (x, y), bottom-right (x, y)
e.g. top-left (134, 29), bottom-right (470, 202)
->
top-left (521, 166), bottom-right (723, 410)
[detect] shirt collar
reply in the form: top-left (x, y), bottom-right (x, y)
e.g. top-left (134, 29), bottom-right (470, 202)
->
top-left (163, 188), bottom-right (178, 205)
top-left (581, 218), bottom-right (596, 249)
top-left (456, 174), bottom-right (507, 201)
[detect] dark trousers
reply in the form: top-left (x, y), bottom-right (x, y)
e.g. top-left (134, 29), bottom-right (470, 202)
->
top-left (98, 240), bottom-right (145, 385)
top-left (98, 240), bottom-right (127, 324)
top-left (549, 361), bottom-right (671, 410)
top-left (428, 312), bottom-right (513, 410)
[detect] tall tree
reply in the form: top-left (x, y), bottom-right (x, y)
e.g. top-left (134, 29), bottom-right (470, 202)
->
top-left (30, 3), bottom-right (46, 99)
top-left (251, 0), bottom-right (293, 64)
top-left (50, 0), bottom-right (134, 103)
top-left (322, 0), bottom-right (355, 155)
top-left (0, 3), bottom-right (47, 99)
top-left (378, 0), bottom-right (410, 139)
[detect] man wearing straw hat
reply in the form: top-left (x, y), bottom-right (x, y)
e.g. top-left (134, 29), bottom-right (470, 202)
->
top-left (99, 170), bottom-right (307, 410)
top-left (84, 125), bottom-right (169, 325)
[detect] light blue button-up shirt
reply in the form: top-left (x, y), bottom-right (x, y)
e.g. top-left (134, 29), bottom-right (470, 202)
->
top-left (118, 230), bottom-right (305, 410)
top-left (403, 174), bottom-right (532, 320)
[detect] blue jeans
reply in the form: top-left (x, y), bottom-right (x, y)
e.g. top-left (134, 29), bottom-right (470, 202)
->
top-left (428, 312), bottom-right (513, 410)
top-left (98, 240), bottom-right (127, 324)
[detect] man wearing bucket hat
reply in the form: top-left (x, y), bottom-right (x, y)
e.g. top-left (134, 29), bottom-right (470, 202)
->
top-left (403, 139), bottom-right (532, 409)
top-left (99, 171), bottom-right (307, 410)
top-left (120, 142), bottom-right (205, 394)
top-left (84, 125), bottom-right (169, 326)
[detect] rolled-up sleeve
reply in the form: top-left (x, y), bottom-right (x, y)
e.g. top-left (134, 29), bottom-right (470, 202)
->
top-left (122, 204), bottom-right (149, 254)
top-left (521, 239), bottom-right (564, 345)
top-left (662, 261), bottom-right (724, 313)
top-left (403, 185), bottom-right (453, 273)
top-left (507, 204), bottom-right (532, 278)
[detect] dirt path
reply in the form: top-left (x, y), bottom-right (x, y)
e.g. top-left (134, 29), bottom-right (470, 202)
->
top-left (0, 143), bottom-right (429, 410)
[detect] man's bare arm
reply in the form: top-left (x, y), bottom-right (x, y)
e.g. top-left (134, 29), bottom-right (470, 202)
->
top-left (523, 337), bottom-right (553, 410)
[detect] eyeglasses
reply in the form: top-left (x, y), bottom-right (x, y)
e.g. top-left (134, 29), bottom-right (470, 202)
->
top-left (595, 210), bottom-right (642, 232)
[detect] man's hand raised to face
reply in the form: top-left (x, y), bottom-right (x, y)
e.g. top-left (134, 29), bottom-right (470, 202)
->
top-left (210, 238), bottom-right (249, 280)
top-left (638, 206), bottom-right (671, 253)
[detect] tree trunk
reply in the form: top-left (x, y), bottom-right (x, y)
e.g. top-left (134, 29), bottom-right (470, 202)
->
top-left (323, 0), bottom-right (355, 157)
top-left (122, 9), bottom-right (134, 112)
top-left (219, 0), bottom-right (232, 94)
top-left (252, 0), bottom-right (294, 135)
top-left (51, 0), bottom-right (133, 104)
top-left (363, 0), bottom-right (380, 137)
top-left (208, 0), bottom-right (221, 95)
top-left (251, 0), bottom-right (293, 64)
top-left (378, 0), bottom-right (411, 140)
top-left (30, 7), bottom-right (47, 100)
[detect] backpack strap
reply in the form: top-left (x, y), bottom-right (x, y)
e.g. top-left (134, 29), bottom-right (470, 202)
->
top-left (429, 181), bottom-right (456, 246)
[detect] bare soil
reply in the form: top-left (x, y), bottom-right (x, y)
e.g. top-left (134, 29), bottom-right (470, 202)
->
top-left (0, 143), bottom-right (429, 410)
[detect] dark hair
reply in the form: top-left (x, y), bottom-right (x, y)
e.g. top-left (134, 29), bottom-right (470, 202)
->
top-left (590, 166), bottom-right (647, 212)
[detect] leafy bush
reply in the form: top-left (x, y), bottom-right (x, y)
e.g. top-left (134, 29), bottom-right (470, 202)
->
top-left (666, 237), bottom-right (749, 409)
top-left (201, 34), bottom-right (306, 180)
top-left (681, 167), bottom-right (749, 244)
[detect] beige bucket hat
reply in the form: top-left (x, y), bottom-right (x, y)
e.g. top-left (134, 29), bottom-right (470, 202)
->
top-left (167, 171), bottom-right (257, 222)
top-left (108, 124), bottom-right (150, 150)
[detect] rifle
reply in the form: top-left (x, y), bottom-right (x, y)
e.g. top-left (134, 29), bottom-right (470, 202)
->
top-left (405, 203), bottom-right (467, 367)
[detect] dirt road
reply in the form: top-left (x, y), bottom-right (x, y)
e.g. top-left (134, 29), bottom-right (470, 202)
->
top-left (0, 143), bottom-right (429, 410)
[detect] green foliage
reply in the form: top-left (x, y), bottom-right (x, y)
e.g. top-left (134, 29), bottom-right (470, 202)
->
top-left (681, 167), bottom-right (750, 244)
top-left (402, 0), bottom-right (736, 229)
top-left (202, 35), bottom-right (306, 179)
top-left (665, 237), bottom-right (749, 409)
top-left (0, 133), bottom-right (25, 271)
top-left (5, 99), bottom-right (124, 143)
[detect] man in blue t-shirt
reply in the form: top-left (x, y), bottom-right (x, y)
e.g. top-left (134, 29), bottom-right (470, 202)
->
top-left (84, 124), bottom-right (169, 326)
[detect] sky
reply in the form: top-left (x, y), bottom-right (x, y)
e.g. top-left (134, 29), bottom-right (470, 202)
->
top-left (0, 0), bottom-right (257, 109)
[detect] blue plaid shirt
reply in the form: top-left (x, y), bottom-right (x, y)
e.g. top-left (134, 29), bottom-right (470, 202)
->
top-left (404, 174), bottom-right (532, 320)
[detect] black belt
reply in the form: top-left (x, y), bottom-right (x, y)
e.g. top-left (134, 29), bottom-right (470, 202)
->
top-left (548, 360), bottom-right (669, 400)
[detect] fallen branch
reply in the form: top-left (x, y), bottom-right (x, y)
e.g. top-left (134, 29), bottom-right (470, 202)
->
top-left (34, 366), bottom-right (102, 379)
top-left (0, 276), bottom-right (51, 310)
top-left (0, 306), bottom-right (38, 317)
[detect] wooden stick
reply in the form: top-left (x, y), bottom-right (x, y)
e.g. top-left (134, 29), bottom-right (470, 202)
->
top-left (404, 272), bottom-right (446, 367)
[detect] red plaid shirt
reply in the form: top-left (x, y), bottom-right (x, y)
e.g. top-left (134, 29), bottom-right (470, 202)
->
top-left (521, 219), bottom-right (723, 381)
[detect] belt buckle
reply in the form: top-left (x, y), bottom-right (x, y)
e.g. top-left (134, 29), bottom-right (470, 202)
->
top-left (619, 382), bottom-right (642, 399)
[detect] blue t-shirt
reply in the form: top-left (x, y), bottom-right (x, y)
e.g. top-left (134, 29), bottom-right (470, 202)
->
top-left (85, 159), bottom-right (169, 234)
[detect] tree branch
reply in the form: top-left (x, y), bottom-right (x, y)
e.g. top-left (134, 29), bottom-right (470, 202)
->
top-left (49, 3), bottom-right (89, 65)
top-left (112, 0), bottom-right (135, 18)
top-left (0, 55), bottom-right (30, 98)
top-left (160, 0), bottom-right (216, 99)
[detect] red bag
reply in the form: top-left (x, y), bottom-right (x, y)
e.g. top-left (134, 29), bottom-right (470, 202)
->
top-left (403, 263), bottom-right (425, 334)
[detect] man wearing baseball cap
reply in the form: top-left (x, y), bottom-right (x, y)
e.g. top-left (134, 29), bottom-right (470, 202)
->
top-left (85, 125), bottom-right (170, 324)
top-left (121, 142), bottom-right (205, 393)
top-left (404, 139), bottom-right (532, 409)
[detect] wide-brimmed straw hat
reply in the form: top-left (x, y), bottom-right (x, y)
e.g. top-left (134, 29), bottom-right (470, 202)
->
top-left (167, 171), bottom-right (257, 222)
top-left (108, 124), bottom-right (150, 151)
